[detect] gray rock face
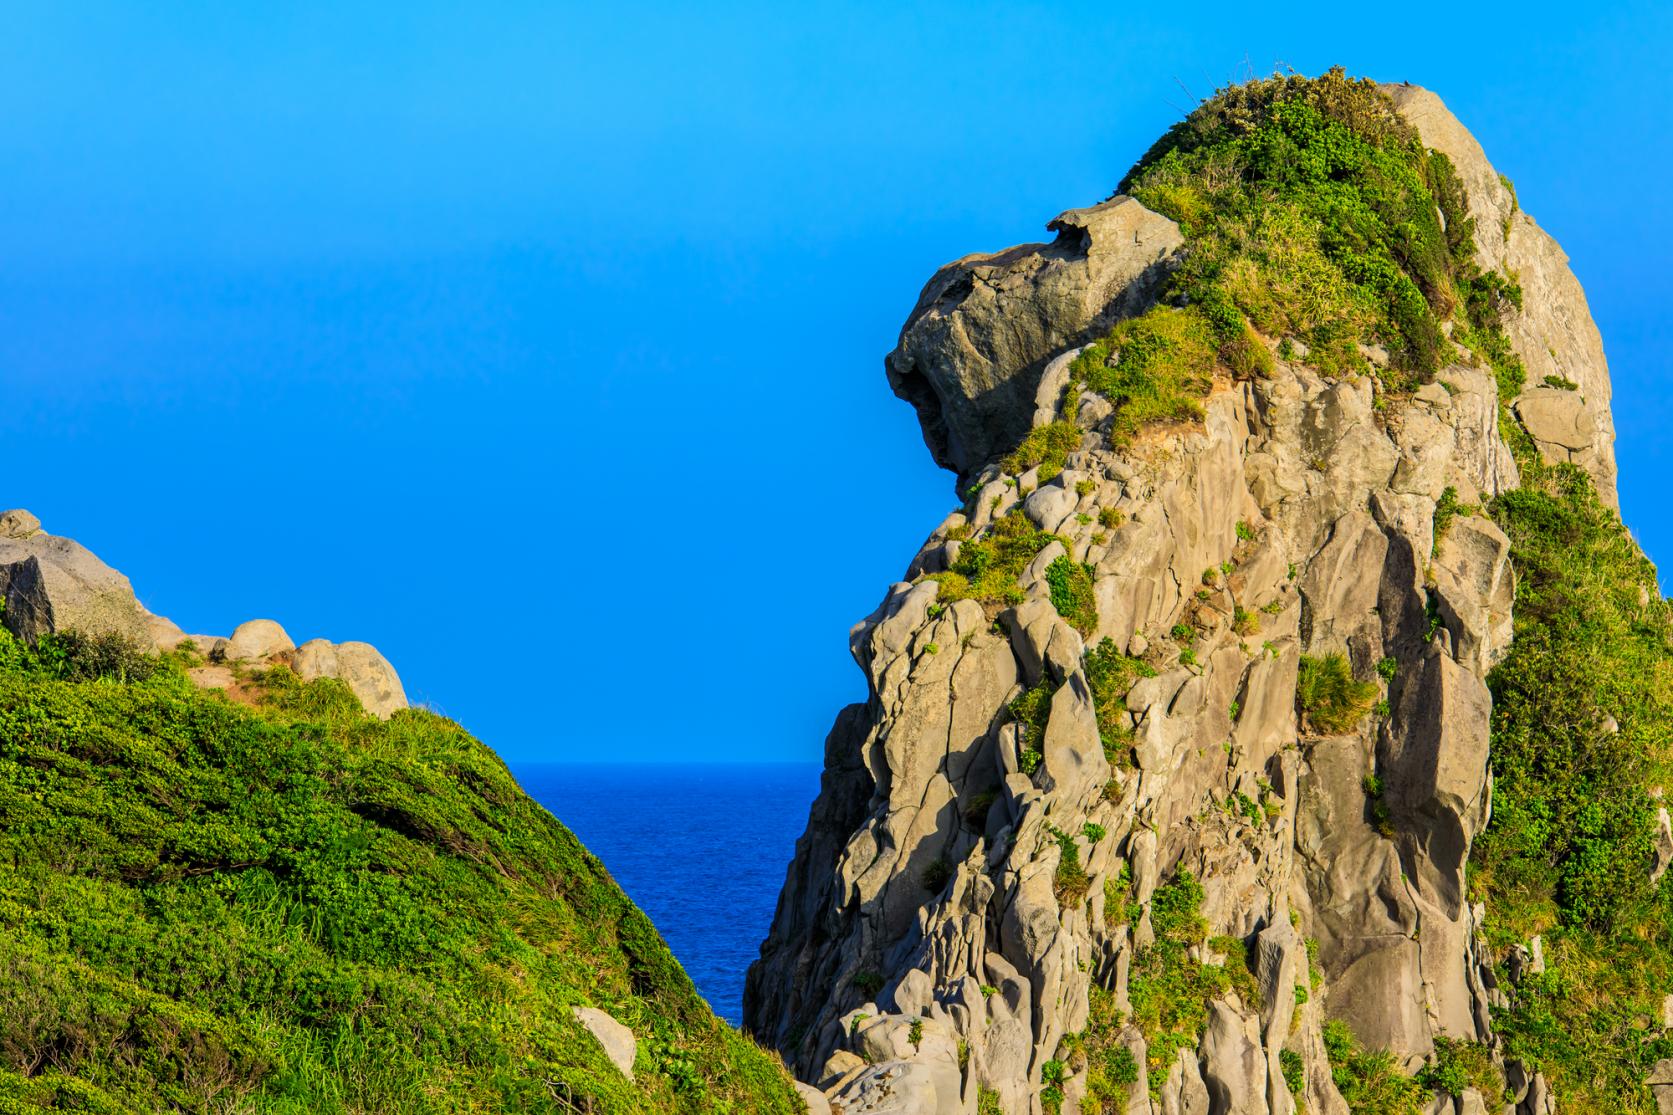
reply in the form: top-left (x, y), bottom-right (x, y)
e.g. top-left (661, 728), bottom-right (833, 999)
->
top-left (752, 83), bottom-right (1609, 1115)
top-left (886, 196), bottom-right (1183, 477)
top-left (1384, 83), bottom-right (1618, 507)
top-left (0, 511), bottom-right (178, 648)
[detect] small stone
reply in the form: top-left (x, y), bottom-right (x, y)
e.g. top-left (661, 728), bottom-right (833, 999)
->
top-left (793, 1081), bottom-right (832, 1115)
top-left (0, 509), bottom-right (41, 538)
top-left (571, 1006), bottom-right (636, 1081)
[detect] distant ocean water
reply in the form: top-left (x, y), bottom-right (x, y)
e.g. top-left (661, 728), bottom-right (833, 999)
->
top-left (515, 762), bottom-right (823, 1025)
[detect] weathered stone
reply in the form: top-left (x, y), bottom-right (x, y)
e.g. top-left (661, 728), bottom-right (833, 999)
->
top-left (1431, 515), bottom-right (1515, 675)
top-left (1386, 83), bottom-right (1617, 506)
top-left (571, 1007), bottom-right (635, 1080)
top-left (793, 1081), bottom-right (832, 1115)
top-left (0, 509), bottom-right (40, 538)
top-left (1298, 511), bottom-right (1387, 653)
top-left (223, 619), bottom-right (294, 661)
top-left (1381, 648), bottom-right (1492, 915)
top-left (749, 81), bottom-right (1617, 1113)
top-left (887, 197), bottom-right (1183, 476)
top-left (294, 638), bottom-right (408, 719)
top-left (1160, 1044), bottom-right (1210, 1115)
top-left (0, 527), bottom-right (157, 645)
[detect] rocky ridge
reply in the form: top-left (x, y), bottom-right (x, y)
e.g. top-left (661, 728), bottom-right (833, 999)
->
top-left (0, 509), bottom-right (408, 719)
top-left (748, 80), bottom-right (1629, 1115)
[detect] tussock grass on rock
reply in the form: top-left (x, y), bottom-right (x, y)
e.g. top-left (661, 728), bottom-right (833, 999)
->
top-left (1296, 652), bottom-right (1378, 735)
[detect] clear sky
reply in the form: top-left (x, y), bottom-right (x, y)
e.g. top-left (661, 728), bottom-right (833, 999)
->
top-left (4, 3), bottom-right (1667, 762)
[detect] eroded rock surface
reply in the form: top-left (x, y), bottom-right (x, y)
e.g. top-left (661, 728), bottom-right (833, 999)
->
top-left (749, 85), bottom-right (1607, 1114)
top-left (886, 197), bottom-right (1184, 477)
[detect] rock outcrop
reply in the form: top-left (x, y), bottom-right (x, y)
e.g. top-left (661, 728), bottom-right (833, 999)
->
top-left (0, 511), bottom-right (409, 720)
top-left (887, 197), bottom-right (1185, 478)
top-left (749, 83), bottom-right (1609, 1114)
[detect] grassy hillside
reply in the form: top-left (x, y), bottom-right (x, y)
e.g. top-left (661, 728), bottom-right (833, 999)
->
top-left (0, 632), bottom-right (801, 1114)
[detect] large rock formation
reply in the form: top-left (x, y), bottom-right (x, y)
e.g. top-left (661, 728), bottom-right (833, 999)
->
top-left (749, 83), bottom-right (1613, 1114)
top-left (0, 510), bottom-right (409, 720)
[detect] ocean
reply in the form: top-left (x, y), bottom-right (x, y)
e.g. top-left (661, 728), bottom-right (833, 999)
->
top-left (515, 762), bottom-right (824, 1025)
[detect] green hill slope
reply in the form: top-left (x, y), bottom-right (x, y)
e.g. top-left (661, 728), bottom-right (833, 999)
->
top-left (0, 633), bottom-right (800, 1114)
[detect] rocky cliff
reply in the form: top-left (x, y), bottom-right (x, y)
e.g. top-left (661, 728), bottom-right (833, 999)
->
top-left (748, 72), bottom-right (1662, 1115)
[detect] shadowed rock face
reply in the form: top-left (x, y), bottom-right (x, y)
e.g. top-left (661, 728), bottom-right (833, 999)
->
top-left (750, 86), bottom-right (1602, 1115)
top-left (885, 197), bottom-right (1184, 479)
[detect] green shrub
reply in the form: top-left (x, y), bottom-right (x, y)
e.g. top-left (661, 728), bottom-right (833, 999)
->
top-left (963, 790), bottom-right (998, 829)
top-left (1069, 307), bottom-right (1217, 445)
top-left (1121, 67), bottom-right (1524, 395)
top-left (1041, 1056), bottom-right (1067, 1114)
top-left (1084, 639), bottom-right (1153, 765)
top-left (1080, 987), bottom-right (1145, 1111)
top-left (1048, 826), bottom-right (1091, 908)
top-left (1432, 485), bottom-right (1477, 555)
top-left (1470, 459), bottom-right (1673, 1110)
top-left (1046, 555), bottom-right (1099, 634)
top-left (1416, 1037), bottom-right (1501, 1100)
top-left (1127, 872), bottom-right (1255, 1095)
top-left (0, 629), bottom-right (799, 1114)
top-left (921, 858), bottom-right (953, 894)
top-left (1004, 420), bottom-right (1080, 479)
top-left (1321, 1021), bottom-right (1427, 1115)
top-left (1296, 652), bottom-right (1378, 734)
top-left (27, 630), bottom-right (160, 684)
top-left (1010, 681), bottom-right (1055, 777)
top-left (1280, 1048), bottom-right (1305, 1095)
top-left (929, 512), bottom-right (1062, 609)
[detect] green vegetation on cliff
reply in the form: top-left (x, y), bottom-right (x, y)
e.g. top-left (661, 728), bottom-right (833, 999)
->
top-left (1122, 66), bottom-right (1521, 395)
top-left (1474, 456), bottom-right (1673, 1112)
top-left (0, 633), bottom-right (799, 1114)
top-left (1075, 68), bottom-right (1670, 1113)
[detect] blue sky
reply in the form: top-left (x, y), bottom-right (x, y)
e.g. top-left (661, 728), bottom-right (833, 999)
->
top-left (4, 3), bottom-right (1667, 762)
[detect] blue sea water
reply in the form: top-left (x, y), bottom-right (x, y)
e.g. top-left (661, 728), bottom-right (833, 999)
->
top-left (514, 762), bottom-right (823, 1025)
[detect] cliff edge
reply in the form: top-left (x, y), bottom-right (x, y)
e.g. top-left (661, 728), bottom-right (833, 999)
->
top-left (749, 70), bottom-right (1666, 1115)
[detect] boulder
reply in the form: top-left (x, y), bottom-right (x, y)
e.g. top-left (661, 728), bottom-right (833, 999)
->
top-left (338, 642), bottom-right (408, 719)
top-left (0, 519), bottom-right (158, 646)
top-left (223, 619), bottom-right (295, 661)
top-left (0, 509), bottom-right (41, 538)
top-left (793, 1081), bottom-right (832, 1115)
top-left (571, 1006), bottom-right (635, 1081)
top-left (293, 637), bottom-right (409, 718)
